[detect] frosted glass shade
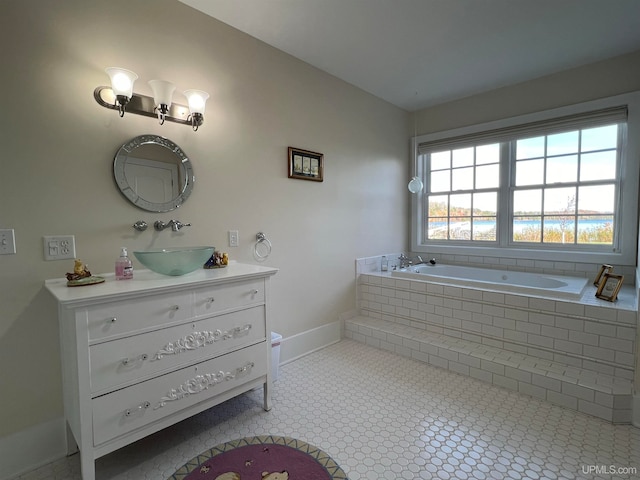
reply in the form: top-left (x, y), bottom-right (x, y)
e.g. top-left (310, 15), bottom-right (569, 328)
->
top-left (183, 89), bottom-right (209, 115)
top-left (408, 176), bottom-right (424, 193)
top-left (105, 67), bottom-right (138, 98)
top-left (148, 80), bottom-right (176, 108)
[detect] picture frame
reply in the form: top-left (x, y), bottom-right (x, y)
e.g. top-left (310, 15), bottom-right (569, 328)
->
top-left (288, 147), bottom-right (324, 182)
top-left (595, 273), bottom-right (624, 302)
top-left (593, 264), bottom-right (613, 286)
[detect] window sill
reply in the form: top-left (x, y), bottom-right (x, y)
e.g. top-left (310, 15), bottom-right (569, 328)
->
top-left (411, 243), bottom-right (632, 267)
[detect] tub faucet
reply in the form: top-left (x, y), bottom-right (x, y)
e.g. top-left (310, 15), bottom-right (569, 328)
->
top-left (398, 254), bottom-right (412, 268)
top-left (413, 255), bottom-right (426, 265)
top-left (409, 255), bottom-right (436, 266)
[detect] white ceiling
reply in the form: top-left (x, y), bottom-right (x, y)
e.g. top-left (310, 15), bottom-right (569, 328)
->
top-left (179, 0), bottom-right (640, 112)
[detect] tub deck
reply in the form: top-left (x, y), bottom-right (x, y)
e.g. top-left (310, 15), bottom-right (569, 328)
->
top-left (347, 316), bottom-right (632, 423)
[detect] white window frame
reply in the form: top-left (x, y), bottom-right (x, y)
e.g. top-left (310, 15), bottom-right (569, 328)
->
top-left (411, 92), bottom-right (640, 266)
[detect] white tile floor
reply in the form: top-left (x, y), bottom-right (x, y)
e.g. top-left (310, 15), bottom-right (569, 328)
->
top-left (16, 340), bottom-right (640, 480)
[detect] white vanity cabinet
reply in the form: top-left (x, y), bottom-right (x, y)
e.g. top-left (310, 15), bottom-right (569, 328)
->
top-left (45, 263), bottom-right (278, 480)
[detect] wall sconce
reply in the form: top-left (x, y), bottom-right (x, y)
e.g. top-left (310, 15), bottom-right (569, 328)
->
top-left (94, 67), bottom-right (208, 131)
top-left (183, 90), bottom-right (210, 131)
top-left (148, 79), bottom-right (176, 125)
top-left (105, 67), bottom-right (138, 117)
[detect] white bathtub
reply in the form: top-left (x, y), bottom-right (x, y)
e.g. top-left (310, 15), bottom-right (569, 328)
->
top-left (391, 264), bottom-right (588, 300)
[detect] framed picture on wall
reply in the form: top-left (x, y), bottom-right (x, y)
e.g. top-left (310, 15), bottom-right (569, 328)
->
top-left (595, 273), bottom-right (624, 302)
top-left (288, 147), bottom-right (324, 182)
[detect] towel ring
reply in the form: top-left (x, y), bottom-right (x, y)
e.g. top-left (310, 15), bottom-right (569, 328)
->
top-left (254, 232), bottom-right (272, 260)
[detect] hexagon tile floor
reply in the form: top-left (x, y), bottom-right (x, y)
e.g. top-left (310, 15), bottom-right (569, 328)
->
top-left (15, 340), bottom-right (640, 480)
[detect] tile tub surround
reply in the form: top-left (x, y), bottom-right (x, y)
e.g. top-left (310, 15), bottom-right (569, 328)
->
top-left (349, 269), bottom-right (637, 423)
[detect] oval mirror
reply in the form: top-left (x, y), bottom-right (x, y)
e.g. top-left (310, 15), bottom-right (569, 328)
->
top-left (113, 134), bottom-right (194, 212)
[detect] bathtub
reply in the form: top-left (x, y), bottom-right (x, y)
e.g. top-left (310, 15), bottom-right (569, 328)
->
top-left (391, 264), bottom-right (588, 300)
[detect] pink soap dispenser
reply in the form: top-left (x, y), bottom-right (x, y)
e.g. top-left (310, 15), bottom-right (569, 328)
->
top-left (115, 247), bottom-right (133, 280)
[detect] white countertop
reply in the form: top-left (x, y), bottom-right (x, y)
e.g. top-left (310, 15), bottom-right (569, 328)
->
top-left (45, 262), bottom-right (278, 306)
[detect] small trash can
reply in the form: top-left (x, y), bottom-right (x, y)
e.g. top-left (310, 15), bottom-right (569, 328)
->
top-left (271, 332), bottom-right (282, 381)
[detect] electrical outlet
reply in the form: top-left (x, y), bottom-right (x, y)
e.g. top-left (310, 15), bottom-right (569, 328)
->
top-left (228, 230), bottom-right (239, 247)
top-left (0, 229), bottom-right (16, 255)
top-left (43, 235), bottom-right (76, 261)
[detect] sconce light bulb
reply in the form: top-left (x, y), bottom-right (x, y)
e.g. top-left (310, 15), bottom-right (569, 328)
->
top-left (191, 95), bottom-right (205, 110)
top-left (112, 73), bottom-right (132, 93)
top-left (183, 89), bottom-right (210, 115)
top-left (105, 67), bottom-right (137, 97)
top-left (105, 68), bottom-right (138, 117)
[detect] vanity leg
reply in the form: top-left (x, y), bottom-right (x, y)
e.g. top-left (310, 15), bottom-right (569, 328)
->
top-left (79, 450), bottom-right (96, 480)
top-left (263, 380), bottom-right (272, 411)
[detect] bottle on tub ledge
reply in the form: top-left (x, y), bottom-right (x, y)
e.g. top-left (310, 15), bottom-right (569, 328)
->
top-left (115, 247), bottom-right (133, 280)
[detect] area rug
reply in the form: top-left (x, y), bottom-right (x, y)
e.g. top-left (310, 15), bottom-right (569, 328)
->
top-left (168, 435), bottom-right (349, 480)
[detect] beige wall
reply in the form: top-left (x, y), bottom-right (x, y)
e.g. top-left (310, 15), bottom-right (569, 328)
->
top-left (415, 49), bottom-right (640, 135)
top-left (0, 0), bottom-right (409, 437)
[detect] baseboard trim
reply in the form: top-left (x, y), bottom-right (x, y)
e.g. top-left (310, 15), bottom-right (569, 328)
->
top-left (1, 417), bottom-right (68, 480)
top-left (279, 320), bottom-right (342, 366)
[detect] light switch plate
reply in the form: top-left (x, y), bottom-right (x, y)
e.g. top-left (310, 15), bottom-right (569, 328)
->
top-left (228, 230), bottom-right (239, 247)
top-left (0, 229), bottom-right (16, 255)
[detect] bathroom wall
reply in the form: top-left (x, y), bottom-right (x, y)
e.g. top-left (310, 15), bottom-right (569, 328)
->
top-left (0, 0), bottom-right (409, 444)
top-left (415, 49), bottom-right (640, 134)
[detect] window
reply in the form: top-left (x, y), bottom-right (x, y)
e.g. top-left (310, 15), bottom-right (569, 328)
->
top-left (411, 93), bottom-right (640, 265)
top-left (427, 144), bottom-right (499, 241)
top-left (512, 125), bottom-right (618, 246)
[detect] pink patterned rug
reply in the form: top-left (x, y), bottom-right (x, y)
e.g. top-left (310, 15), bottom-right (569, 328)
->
top-left (168, 436), bottom-right (348, 480)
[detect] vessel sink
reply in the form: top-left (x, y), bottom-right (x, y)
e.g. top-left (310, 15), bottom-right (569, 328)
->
top-left (133, 246), bottom-right (214, 276)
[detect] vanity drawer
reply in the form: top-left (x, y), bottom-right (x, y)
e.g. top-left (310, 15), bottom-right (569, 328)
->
top-left (92, 342), bottom-right (266, 446)
top-left (86, 292), bottom-right (193, 341)
top-left (194, 279), bottom-right (264, 316)
top-left (89, 306), bottom-right (266, 394)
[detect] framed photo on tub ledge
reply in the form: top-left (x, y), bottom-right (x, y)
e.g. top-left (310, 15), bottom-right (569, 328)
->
top-left (288, 147), bottom-right (324, 182)
top-left (593, 264), bottom-right (613, 286)
top-left (595, 272), bottom-right (624, 302)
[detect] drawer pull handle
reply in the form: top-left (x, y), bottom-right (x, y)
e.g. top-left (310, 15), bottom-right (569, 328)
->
top-left (154, 325), bottom-right (253, 360)
top-left (124, 401), bottom-right (150, 418)
top-left (171, 305), bottom-right (180, 311)
top-left (206, 297), bottom-right (215, 304)
top-left (223, 324), bottom-right (252, 340)
top-left (121, 353), bottom-right (148, 366)
top-left (109, 317), bottom-right (117, 323)
top-left (155, 362), bottom-right (255, 409)
top-left (251, 289), bottom-right (259, 295)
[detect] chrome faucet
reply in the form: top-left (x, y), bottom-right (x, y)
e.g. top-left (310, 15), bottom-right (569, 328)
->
top-left (412, 255), bottom-right (437, 266)
top-left (398, 254), bottom-right (412, 268)
top-left (154, 220), bottom-right (191, 232)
